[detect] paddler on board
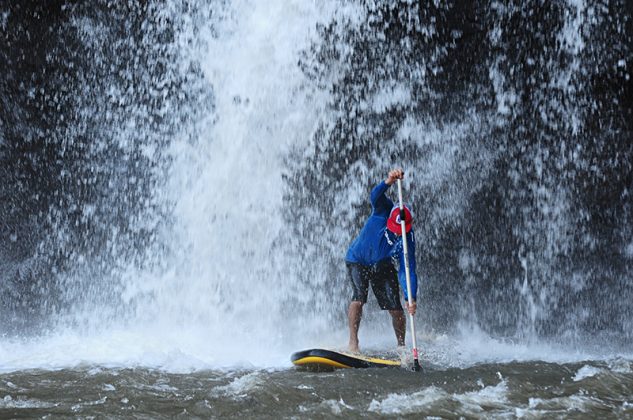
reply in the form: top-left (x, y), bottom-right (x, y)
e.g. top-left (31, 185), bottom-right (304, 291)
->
top-left (345, 168), bottom-right (418, 353)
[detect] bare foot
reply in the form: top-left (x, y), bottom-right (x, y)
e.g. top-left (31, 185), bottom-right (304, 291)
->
top-left (348, 343), bottom-right (360, 354)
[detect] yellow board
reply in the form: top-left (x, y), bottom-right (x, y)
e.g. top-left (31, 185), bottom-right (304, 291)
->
top-left (291, 349), bottom-right (400, 369)
top-left (292, 356), bottom-right (351, 369)
top-left (341, 353), bottom-right (401, 366)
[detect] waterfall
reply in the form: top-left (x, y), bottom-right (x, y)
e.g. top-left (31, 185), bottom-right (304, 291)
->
top-left (0, 0), bottom-right (631, 369)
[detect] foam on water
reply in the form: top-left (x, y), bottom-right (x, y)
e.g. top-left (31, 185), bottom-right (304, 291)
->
top-left (368, 380), bottom-right (509, 416)
top-left (0, 327), bottom-right (302, 373)
top-left (525, 393), bottom-right (609, 416)
top-left (1, 325), bottom-right (626, 374)
top-left (368, 387), bottom-right (447, 415)
top-left (0, 395), bottom-right (58, 410)
top-left (573, 365), bottom-right (603, 381)
top-left (210, 372), bottom-right (263, 398)
top-left (445, 326), bottom-right (596, 366)
top-left (299, 399), bottom-right (355, 416)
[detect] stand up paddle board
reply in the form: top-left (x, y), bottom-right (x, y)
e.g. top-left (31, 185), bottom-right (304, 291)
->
top-left (291, 348), bottom-right (400, 369)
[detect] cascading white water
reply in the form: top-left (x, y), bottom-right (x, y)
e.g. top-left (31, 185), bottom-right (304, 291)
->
top-left (117, 0), bottom-right (362, 365)
top-left (1, 0), bottom-right (631, 373)
top-left (0, 0), bottom-right (352, 371)
top-left (26, 0), bottom-right (368, 369)
top-left (487, 0), bottom-right (598, 340)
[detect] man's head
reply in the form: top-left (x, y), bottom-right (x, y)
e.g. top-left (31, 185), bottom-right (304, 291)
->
top-left (386, 205), bottom-right (413, 235)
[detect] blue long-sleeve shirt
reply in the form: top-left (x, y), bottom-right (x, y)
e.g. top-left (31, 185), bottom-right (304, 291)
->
top-left (345, 181), bottom-right (418, 301)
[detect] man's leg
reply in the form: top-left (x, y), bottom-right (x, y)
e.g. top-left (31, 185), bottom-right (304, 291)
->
top-left (347, 263), bottom-right (368, 353)
top-left (348, 301), bottom-right (363, 353)
top-left (389, 309), bottom-right (406, 347)
top-left (372, 260), bottom-right (405, 347)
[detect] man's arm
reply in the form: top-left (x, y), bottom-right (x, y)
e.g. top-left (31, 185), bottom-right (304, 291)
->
top-left (370, 169), bottom-right (404, 212)
top-left (370, 181), bottom-right (392, 211)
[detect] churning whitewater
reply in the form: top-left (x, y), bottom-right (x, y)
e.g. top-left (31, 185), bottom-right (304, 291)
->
top-left (2, 0), bottom-right (355, 370)
top-left (1, 0), bottom-right (632, 417)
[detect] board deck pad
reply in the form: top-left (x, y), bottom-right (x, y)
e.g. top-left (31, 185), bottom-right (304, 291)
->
top-left (291, 348), bottom-right (401, 369)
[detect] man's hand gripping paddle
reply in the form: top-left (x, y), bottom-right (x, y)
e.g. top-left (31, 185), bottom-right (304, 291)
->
top-left (397, 177), bottom-right (421, 372)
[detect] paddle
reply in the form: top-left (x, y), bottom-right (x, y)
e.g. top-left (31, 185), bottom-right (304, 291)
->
top-left (397, 177), bottom-right (421, 371)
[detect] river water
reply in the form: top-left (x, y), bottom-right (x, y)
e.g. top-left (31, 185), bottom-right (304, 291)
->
top-left (1, 330), bottom-right (632, 417)
top-left (1, 0), bottom-right (632, 418)
top-left (2, 346), bottom-right (633, 418)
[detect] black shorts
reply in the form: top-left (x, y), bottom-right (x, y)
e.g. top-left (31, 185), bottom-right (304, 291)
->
top-left (347, 260), bottom-right (403, 311)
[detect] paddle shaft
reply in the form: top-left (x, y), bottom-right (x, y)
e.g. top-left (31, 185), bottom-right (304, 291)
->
top-left (397, 178), bottom-right (421, 371)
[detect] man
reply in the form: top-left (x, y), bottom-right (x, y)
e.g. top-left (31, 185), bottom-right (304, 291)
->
top-left (345, 168), bottom-right (418, 353)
